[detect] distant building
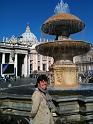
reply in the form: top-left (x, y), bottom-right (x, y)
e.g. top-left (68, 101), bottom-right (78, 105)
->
top-left (19, 25), bottom-right (54, 75)
top-left (0, 25), bottom-right (53, 78)
top-left (73, 46), bottom-right (93, 74)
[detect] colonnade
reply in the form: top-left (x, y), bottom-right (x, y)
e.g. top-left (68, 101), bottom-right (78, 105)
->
top-left (0, 52), bottom-right (30, 78)
top-left (31, 53), bottom-right (52, 72)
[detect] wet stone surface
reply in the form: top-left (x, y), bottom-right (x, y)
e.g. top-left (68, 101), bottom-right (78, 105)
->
top-left (0, 115), bottom-right (30, 124)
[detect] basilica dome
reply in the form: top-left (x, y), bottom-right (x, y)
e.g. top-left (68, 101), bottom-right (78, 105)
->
top-left (19, 25), bottom-right (38, 45)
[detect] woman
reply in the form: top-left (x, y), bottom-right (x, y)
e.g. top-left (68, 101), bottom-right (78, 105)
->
top-left (30, 74), bottom-right (56, 124)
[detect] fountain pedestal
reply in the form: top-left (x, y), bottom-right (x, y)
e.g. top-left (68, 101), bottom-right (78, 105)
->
top-left (51, 64), bottom-right (78, 87)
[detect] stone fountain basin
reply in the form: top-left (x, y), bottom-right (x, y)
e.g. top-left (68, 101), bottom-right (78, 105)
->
top-left (36, 40), bottom-right (90, 59)
top-left (41, 13), bottom-right (85, 35)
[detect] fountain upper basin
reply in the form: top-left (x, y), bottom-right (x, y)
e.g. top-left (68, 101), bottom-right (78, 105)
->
top-left (36, 40), bottom-right (90, 60)
top-left (41, 13), bottom-right (85, 36)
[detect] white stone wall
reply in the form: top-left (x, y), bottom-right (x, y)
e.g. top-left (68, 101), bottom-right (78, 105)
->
top-left (29, 48), bottom-right (54, 73)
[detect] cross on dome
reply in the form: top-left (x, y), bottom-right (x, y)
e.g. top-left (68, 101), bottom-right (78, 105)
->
top-left (26, 23), bottom-right (30, 33)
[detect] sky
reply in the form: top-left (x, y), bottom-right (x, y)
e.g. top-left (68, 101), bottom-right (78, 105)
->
top-left (0, 0), bottom-right (93, 44)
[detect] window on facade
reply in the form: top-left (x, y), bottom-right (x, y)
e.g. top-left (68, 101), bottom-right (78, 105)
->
top-left (38, 66), bottom-right (40, 71)
top-left (30, 64), bottom-right (33, 71)
top-left (43, 64), bottom-right (46, 71)
top-left (5, 53), bottom-right (9, 63)
top-left (90, 58), bottom-right (92, 61)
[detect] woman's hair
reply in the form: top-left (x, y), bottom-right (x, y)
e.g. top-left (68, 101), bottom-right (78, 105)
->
top-left (35, 74), bottom-right (48, 87)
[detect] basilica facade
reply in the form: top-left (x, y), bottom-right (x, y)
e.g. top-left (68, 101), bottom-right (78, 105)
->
top-left (0, 25), bottom-right (53, 78)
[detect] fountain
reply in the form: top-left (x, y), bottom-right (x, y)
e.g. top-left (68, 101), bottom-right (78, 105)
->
top-left (35, 1), bottom-right (93, 123)
top-left (36, 0), bottom-right (90, 88)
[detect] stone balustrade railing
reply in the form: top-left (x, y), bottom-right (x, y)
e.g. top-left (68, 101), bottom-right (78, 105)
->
top-left (0, 94), bottom-right (32, 117)
top-left (0, 91), bottom-right (93, 123)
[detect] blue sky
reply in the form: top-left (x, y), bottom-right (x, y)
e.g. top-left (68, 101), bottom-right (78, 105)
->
top-left (0, 0), bottom-right (93, 44)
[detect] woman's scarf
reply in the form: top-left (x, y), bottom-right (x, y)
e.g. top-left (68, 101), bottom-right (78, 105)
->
top-left (38, 87), bottom-right (56, 112)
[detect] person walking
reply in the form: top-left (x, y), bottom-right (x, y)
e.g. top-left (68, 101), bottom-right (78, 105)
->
top-left (30, 74), bottom-right (56, 124)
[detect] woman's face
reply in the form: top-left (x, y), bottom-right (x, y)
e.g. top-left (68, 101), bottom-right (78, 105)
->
top-left (38, 80), bottom-right (48, 90)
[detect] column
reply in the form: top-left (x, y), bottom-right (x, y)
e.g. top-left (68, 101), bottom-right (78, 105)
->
top-left (27, 54), bottom-right (30, 77)
top-left (33, 53), bottom-right (38, 71)
top-left (14, 53), bottom-right (17, 77)
top-left (40, 55), bottom-right (43, 71)
top-left (2, 53), bottom-right (5, 64)
top-left (9, 53), bottom-right (13, 63)
top-left (89, 65), bottom-right (91, 70)
top-left (35, 54), bottom-right (38, 71)
top-left (23, 54), bottom-right (28, 77)
top-left (46, 56), bottom-right (49, 71)
top-left (32, 54), bottom-right (35, 71)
